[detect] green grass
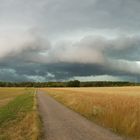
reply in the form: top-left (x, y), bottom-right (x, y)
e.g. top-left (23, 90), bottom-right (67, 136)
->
top-left (0, 89), bottom-right (40, 140)
top-left (0, 93), bottom-right (34, 126)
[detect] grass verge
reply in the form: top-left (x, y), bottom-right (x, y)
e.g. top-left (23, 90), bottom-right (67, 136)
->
top-left (0, 89), bottom-right (41, 140)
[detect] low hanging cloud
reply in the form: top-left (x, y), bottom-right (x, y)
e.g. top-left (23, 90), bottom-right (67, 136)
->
top-left (0, 29), bottom-right (50, 60)
top-left (24, 34), bottom-right (140, 68)
top-left (107, 59), bottom-right (140, 75)
top-left (0, 32), bottom-right (140, 82)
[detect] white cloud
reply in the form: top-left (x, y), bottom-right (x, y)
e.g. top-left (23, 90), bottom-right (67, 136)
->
top-left (71, 75), bottom-right (125, 82)
top-left (0, 29), bottom-right (49, 60)
top-left (46, 72), bottom-right (55, 78)
top-left (24, 75), bottom-right (46, 82)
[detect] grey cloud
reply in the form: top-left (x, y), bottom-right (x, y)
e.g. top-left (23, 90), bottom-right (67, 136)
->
top-left (1, 0), bottom-right (140, 34)
top-left (0, 61), bottom-right (139, 82)
top-left (107, 59), bottom-right (140, 75)
top-left (20, 35), bottom-right (140, 65)
top-left (41, 0), bottom-right (140, 35)
top-left (1, 34), bottom-right (140, 82)
top-left (0, 0), bottom-right (140, 82)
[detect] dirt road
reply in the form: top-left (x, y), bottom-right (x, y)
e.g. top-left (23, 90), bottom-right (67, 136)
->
top-left (37, 91), bottom-right (125, 140)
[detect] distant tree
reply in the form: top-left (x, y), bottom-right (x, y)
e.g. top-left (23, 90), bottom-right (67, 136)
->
top-left (0, 81), bottom-right (138, 87)
top-left (67, 80), bottom-right (80, 87)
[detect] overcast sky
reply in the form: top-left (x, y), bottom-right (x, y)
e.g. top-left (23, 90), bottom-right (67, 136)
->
top-left (0, 0), bottom-right (140, 82)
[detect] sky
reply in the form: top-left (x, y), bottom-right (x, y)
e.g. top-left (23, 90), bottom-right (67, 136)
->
top-left (0, 0), bottom-right (140, 82)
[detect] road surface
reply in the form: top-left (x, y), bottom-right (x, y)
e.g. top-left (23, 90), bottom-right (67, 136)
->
top-left (37, 91), bottom-right (126, 140)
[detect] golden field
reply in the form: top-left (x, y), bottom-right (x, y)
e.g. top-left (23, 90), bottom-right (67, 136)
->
top-left (0, 88), bottom-right (25, 107)
top-left (42, 87), bottom-right (140, 139)
top-left (0, 88), bottom-right (40, 140)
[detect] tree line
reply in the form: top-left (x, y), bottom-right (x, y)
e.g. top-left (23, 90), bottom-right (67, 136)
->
top-left (0, 81), bottom-right (138, 87)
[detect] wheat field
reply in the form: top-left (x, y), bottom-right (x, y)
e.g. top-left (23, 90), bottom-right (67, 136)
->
top-left (42, 87), bottom-right (140, 139)
top-left (0, 88), bottom-right (26, 107)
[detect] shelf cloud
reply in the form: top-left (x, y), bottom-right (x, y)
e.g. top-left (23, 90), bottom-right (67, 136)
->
top-left (0, 0), bottom-right (140, 82)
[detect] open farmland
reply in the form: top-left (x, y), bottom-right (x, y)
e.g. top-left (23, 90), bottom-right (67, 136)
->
top-left (42, 87), bottom-right (140, 139)
top-left (0, 88), bottom-right (40, 140)
top-left (0, 88), bottom-right (26, 107)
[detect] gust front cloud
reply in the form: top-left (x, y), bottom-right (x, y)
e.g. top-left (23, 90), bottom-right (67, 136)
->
top-left (26, 34), bottom-right (140, 66)
top-left (0, 0), bottom-right (140, 82)
top-left (0, 32), bottom-right (140, 82)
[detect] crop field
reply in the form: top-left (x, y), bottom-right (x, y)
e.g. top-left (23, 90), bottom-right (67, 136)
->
top-left (0, 88), bottom-right (26, 107)
top-left (0, 88), bottom-right (40, 140)
top-left (43, 87), bottom-right (140, 139)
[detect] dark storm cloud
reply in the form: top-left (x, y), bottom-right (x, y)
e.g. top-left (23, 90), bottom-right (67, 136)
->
top-left (1, 34), bottom-right (140, 82)
top-left (0, 0), bottom-right (140, 82)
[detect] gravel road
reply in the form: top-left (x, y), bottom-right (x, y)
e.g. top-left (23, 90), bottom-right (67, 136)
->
top-left (37, 91), bottom-right (126, 140)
